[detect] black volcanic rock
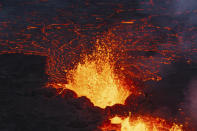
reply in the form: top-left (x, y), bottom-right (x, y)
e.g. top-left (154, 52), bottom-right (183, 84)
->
top-left (0, 54), bottom-right (104, 131)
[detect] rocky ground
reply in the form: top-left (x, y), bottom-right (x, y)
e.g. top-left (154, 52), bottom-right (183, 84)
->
top-left (0, 54), bottom-right (104, 131)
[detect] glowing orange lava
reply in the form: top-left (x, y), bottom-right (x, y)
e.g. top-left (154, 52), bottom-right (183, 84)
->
top-left (51, 42), bottom-right (131, 108)
top-left (101, 115), bottom-right (183, 131)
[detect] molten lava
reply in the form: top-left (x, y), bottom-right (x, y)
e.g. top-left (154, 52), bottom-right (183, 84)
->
top-left (0, 0), bottom-right (196, 129)
top-left (101, 115), bottom-right (183, 131)
top-left (45, 23), bottom-right (188, 129)
top-left (52, 43), bottom-right (131, 108)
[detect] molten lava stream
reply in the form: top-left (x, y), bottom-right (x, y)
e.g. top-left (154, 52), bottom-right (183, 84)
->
top-left (101, 115), bottom-right (183, 131)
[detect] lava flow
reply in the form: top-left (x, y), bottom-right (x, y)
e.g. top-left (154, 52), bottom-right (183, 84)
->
top-left (101, 114), bottom-right (183, 131)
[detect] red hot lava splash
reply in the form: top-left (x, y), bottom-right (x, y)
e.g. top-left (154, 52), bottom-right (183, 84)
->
top-left (50, 21), bottom-right (180, 108)
top-left (51, 42), bottom-right (132, 108)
